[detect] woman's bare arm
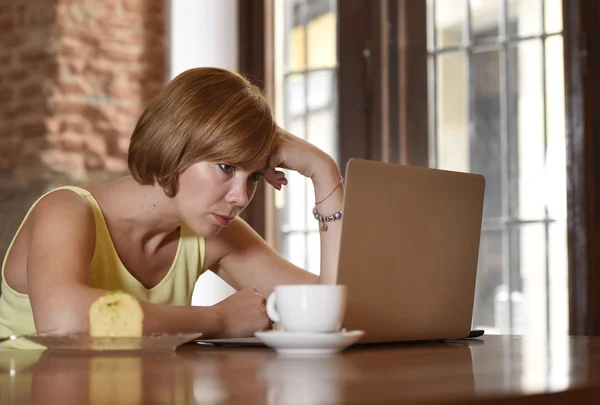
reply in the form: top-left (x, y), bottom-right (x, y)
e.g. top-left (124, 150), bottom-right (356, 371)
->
top-left (25, 191), bottom-right (227, 337)
top-left (206, 218), bottom-right (318, 297)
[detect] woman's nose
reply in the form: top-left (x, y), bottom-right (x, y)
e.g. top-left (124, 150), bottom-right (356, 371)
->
top-left (226, 180), bottom-right (250, 207)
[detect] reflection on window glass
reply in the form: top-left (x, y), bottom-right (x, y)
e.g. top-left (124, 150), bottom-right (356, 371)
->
top-left (428, 0), bottom-right (567, 337)
top-left (276, 0), bottom-right (338, 275)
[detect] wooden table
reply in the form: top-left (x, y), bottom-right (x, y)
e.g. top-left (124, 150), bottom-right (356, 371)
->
top-left (1, 335), bottom-right (600, 404)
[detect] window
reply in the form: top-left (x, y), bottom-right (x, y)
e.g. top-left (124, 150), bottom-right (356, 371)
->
top-left (274, 0), bottom-right (338, 275)
top-left (272, 0), bottom-right (568, 337)
top-left (428, 0), bottom-right (567, 336)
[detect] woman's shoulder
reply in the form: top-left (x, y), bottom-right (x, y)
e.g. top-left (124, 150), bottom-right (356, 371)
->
top-left (30, 187), bottom-right (96, 229)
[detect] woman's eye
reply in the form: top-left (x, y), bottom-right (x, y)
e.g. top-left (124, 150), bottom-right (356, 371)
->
top-left (249, 172), bottom-right (262, 183)
top-left (218, 164), bottom-right (235, 174)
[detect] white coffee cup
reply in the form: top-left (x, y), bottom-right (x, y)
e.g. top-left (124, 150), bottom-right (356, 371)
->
top-left (266, 285), bottom-right (347, 333)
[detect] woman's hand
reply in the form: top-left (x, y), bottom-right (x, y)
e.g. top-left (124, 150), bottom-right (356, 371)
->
top-left (264, 128), bottom-right (341, 190)
top-left (211, 288), bottom-right (272, 338)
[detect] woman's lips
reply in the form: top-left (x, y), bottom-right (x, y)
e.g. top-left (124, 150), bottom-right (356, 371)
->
top-left (214, 214), bottom-right (233, 226)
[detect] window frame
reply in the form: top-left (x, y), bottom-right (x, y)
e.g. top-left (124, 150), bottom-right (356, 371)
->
top-left (563, 0), bottom-right (600, 336)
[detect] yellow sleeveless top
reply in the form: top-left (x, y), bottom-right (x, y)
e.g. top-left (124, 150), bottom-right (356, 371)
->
top-left (0, 186), bottom-right (206, 337)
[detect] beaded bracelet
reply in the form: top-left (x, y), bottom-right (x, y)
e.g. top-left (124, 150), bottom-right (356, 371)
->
top-left (313, 206), bottom-right (343, 231)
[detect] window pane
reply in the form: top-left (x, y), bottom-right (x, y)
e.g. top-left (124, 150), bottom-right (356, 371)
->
top-left (470, 0), bottom-right (501, 41)
top-left (285, 74), bottom-right (306, 118)
top-left (509, 40), bottom-right (546, 220)
top-left (545, 36), bottom-right (566, 222)
top-left (436, 52), bottom-right (469, 173)
top-left (471, 49), bottom-right (502, 218)
top-left (307, 231), bottom-right (321, 275)
top-left (433, 0), bottom-right (466, 49)
top-left (517, 224), bottom-right (548, 336)
top-left (544, 0), bottom-right (563, 33)
top-left (280, 232), bottom-right (308, 270)
top-left (287, 116), bottom-right (306, 141)
top-left (303, 177), bottom-right (318, 231)
top-left (280, 170), bottom-right (309, 231)
top-left (308, 109), bottom-right (336, 160)
top-left (507, 0), bottom-right (542, 38)
top-left (306, 2), bottom-right (336, 69)
top-left (473, 230), bottom-right (506, 334)
top-left (307, 69), bottom-right (334, 111)
top-left (548, 221), bottom-right (568, 337)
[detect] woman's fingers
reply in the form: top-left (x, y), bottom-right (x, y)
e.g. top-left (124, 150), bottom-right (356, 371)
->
top-left (265, 169), bottom-right (288, 190)
top-left (265, 168), bottom-right (287, 182)
top-left (267, 180), bottom-right (286, 190)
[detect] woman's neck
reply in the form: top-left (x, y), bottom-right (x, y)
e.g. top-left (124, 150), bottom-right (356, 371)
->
top-left (87, 176), bottom-right (182, 255)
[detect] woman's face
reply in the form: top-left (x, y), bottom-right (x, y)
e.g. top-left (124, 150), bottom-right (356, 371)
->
top-left (175, 161), bottom-right (264, 237)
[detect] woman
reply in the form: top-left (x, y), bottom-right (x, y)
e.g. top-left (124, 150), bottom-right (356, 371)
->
top-left (0, 67), bottom-right (344, 339)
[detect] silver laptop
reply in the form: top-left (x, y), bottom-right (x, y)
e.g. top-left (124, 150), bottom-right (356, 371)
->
top-left (198, 158), bottom-right (485, 346)
top-left (337, 158), bottom-right (485, 343)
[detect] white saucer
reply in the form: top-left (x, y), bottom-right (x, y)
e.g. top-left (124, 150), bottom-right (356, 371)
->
top-left (254, 330), bottom-right (365, 355)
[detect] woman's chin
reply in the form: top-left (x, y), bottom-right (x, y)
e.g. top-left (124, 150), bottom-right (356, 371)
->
top-left (190, 223), bottom-right (223, 238)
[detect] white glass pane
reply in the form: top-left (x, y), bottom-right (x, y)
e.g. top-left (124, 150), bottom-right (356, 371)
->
top-left (517, 224), bottom-right (548, 336)
top-left (470, 0), bottom-right (501, 41)
top-left (287, 117), bottom-right (306, 140)
top-left (507, 0), bottom-right (543, 38)
top-left (303, 177), bottom-right (318, 231)
top-left (282, 232), bottom-right (307, 270)
top-left (548, 221), bottom-right (568, 337)
top-left (544, 0), bottom-right (563, 33)
top-left (307, 231), bottom-right (321, 275)
top-left (433, 0), bottom-right (466, 48)
top-left (544, 36), bottom-right (566, 222)
top-left (307, 69), bottom-right (333, 111)
top-left (282, 170), bottom-right (309, 230)
top-left (285, 74), bottom-right (306, 118)
top-left (307, 109), bottom-right (336, 160)
top-left (510, 40), bottom-right (546, 220)
top-left (436, 52), bottom-right (469, 173)
top-left (472, 230), bottom-right (506, 334)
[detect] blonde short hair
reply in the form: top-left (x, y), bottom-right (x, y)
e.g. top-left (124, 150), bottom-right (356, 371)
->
top-left (128, 67), bottom-right (277, 197)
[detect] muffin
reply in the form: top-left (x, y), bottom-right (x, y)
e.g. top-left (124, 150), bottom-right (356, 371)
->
top-left (88, 291), bottom-right (144, 338)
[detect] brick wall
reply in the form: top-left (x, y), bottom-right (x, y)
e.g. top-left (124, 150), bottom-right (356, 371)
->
top-left (0, 0), bottom-right (166, 265)
top-left (0, 0), bottom-right (56, 185)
